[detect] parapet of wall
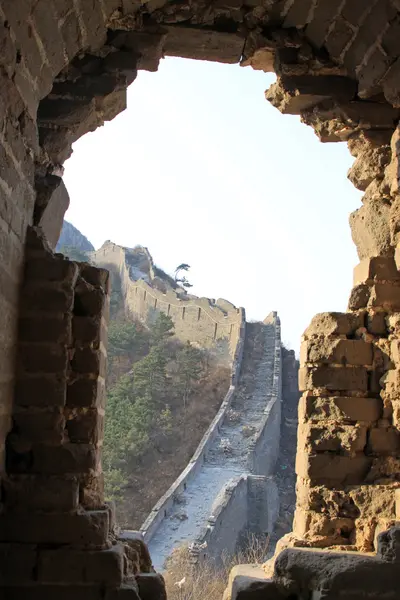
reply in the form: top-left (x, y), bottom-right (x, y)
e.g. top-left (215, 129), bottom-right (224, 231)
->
top-left (251, 317), bottom-right (282, 476)
top-left (140, 316), bottom-right (246, 543)
top-left (193, 475), bottom-right (279, 567)
top-left (91, 242), bottom-right (244, 360)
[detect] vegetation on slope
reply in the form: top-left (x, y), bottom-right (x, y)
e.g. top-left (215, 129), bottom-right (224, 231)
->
top-left (104, 307), bottom-right (230, 528)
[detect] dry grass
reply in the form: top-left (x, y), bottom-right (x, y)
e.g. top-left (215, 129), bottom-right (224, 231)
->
top-left (164, 534), bottom-right (270, 600)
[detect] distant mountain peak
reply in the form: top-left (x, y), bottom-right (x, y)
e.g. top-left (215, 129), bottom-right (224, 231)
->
top-left (56, 221), bottom-right (94, 253)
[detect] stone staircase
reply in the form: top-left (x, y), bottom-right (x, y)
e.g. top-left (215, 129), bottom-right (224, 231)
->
top-left (145, 320), bottom-right (281, 571)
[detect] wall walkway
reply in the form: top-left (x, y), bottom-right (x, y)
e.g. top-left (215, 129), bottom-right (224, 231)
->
top-left (140, 313), bottom-right (282, 570)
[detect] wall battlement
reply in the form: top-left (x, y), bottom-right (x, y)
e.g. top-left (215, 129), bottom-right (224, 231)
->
top-left (91, 241), bottom-right (244, 360)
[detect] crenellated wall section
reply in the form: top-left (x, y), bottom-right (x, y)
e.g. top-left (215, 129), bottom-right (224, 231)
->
top-left (91, 242), bottom-right (244, 362)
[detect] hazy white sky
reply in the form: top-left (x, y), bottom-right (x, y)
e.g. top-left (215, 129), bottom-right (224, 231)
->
top-left (63, 57), bottom-right (362, 351)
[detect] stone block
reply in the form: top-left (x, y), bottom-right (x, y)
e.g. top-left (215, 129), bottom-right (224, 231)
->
top-left (303, 312), bottom-right (364, 338)
top-left (229, 573), bottom-right (285, 600)
top-left (19, 343), bottom-right (68, 374)
top-left (0, 543), bottom-right (36, 584)
top-left (80, 472), bottom-right (104, 510)
top-left (299, 365), bottom-right (368, 392)
top-left (299, 421), bottom-right (367, 454)
top-left (164, 27), bottom-right (244, 64)
top-left (66, 409), bottom-right (103, 444)
top-left (367, 427), bottom-right (400, 455)
top-left (3, 475), bottom-right (79, 512)
top-left (350, 200), bottom-right (392, 261)
top-left (349, 485), bottom-right (397, 520)
top-left (299, 395), bottom-right (382, 423)
top-left (105, 585), bottom-right (141, 600)
top-left (71, 347), bottom-right (103, 375)
top-left (348, 284), bottom-right (370, 310)
top-left (38, 544), bottom-right (124, 584)
top-left (18, 315), bottom-right (72, 345)
top-left (67, 377), bottom-right (104, 408)
top-left (72, 316), bottom-right (101, 347)
top-left (1, 584), bottom-right (103, 600)
top-left (367, 311), bottom-right (387, 335)
top-left (354, 257), bottom-right (400, 285)
top-left (136, 573), bottom-right (166, 600)
top-left (79, 264), bottom-right (110, 292)
top-left (21, 284), bottom-right (74, 314)
top-left (15, 374), bottom-right (66, 407)
top-left (296, 452), bottom-right (371, 484)
top-left (300, 338), bottom-right (373, 366)
top-left (32, 443), bottom-right (99, 474)
top-left (75, 279), bottom-right (106, 317)
top-left (293, 508), bottom-right (354, 545)
top-left (365, 457), bottom-right (400, 482)
top-left (12, 407), bottom-right (65, 443)
top-left (0, 510), bottom-right (109, 545)
top-left (396, 489), bottom-right (400, 519)
top-left (369, 283), bottom-right (400, 310)
top-left (25, 255), bottom-right (78, 284)
top-left (119, 531), bottom-right (152, 575)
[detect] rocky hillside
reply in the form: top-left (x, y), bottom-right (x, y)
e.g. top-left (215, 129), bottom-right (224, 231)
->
top-left (56, 220), bottom-right (94, 253)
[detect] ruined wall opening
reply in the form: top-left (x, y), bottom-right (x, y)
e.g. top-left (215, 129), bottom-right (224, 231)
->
top-left (2, 2), bottom-right (400, 598)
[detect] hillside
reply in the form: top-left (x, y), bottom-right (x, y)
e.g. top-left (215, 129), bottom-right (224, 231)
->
top-left (56, 220), bottom-right (95, 255)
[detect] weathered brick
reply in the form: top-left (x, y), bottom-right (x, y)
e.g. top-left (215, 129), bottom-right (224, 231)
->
top-left (72, 316), bottom-right (101, 346)
top-left (299, 365), bottom-right (368, 391)
top-left (71, 347), bottom-right (103, 375)
top-left (105, 585), bottom-right (140, 600)
top-left (301, 338), bottom-right (373, 366)
top-left (80, 264), bottom-right (110, 292)
top-left (0, 509), bottom-right (109, 545)
top-left (299, 421), bottom-right (368, 454)
top-left (354, 257), bottom-right (400, 285)
top-left (19, 343), bottom-right (68, 374)
top-left (284, 0), bottom-right (314, 28)
top-left (358, 47), bottom-right (392, 99)
top-left (367, 311), bottom-right (387, 335)
top-left (19, 315), bottom-right (71, 344)
top-left (300, 395), bottom-right (382, 423)
top-left (3, 475), bottom-right (79, 512)
top-left (136, 573), bottom-right (167, 600)
top-left (296, 452), bottom-right (371, 484)
top-left (74, 279), bottom-right (106, 317)
top-left (15, 374), bottom-right (66, 407)
top-left (306, 1), bottom-right (340, 48)
top-left (0, 543), bottom-right (36, 584)
top-left (32, 0), bottom-right (66, 78)
top-left (2, 584), bottom-right (104, 600)
top-left (25, 256), bottom-right (78, 283)
top-left (38, 544), bottom-right (124, 584)
top-left (32, 443), bottom-right (99, 474)
top-left (13, 407), bottom-right (65, 443)
top-left (21, 284), bottom-right (74, 314)
top-left (66, 409), bottom-right (103, 444)
top-left (342, 0), bottom-right (372, 26)
top-left (369, 282), bottom-right (400, 310)
top-left (303, 312), bottom-right (364, 338)
top-left (367, 427), bottom-right (400, 455)
top-left (67, 377), bottom-right (102, 408)
top-left (325, 16), bottom-right (354, 60)
top-left (80, 472), bottom-right (104, 510)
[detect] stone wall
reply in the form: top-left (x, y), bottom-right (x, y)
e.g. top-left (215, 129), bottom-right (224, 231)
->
top-left (91, 241), bottom-right (244, 361)
top-left (0, 226), bottom-right (162, 598)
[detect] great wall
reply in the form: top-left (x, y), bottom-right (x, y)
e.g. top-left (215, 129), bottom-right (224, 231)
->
top-left (90, 241), bottom-right (289, 570)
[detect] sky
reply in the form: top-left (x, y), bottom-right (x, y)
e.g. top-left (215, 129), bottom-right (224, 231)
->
top-left (63, 56), bottom-right (363, 352)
